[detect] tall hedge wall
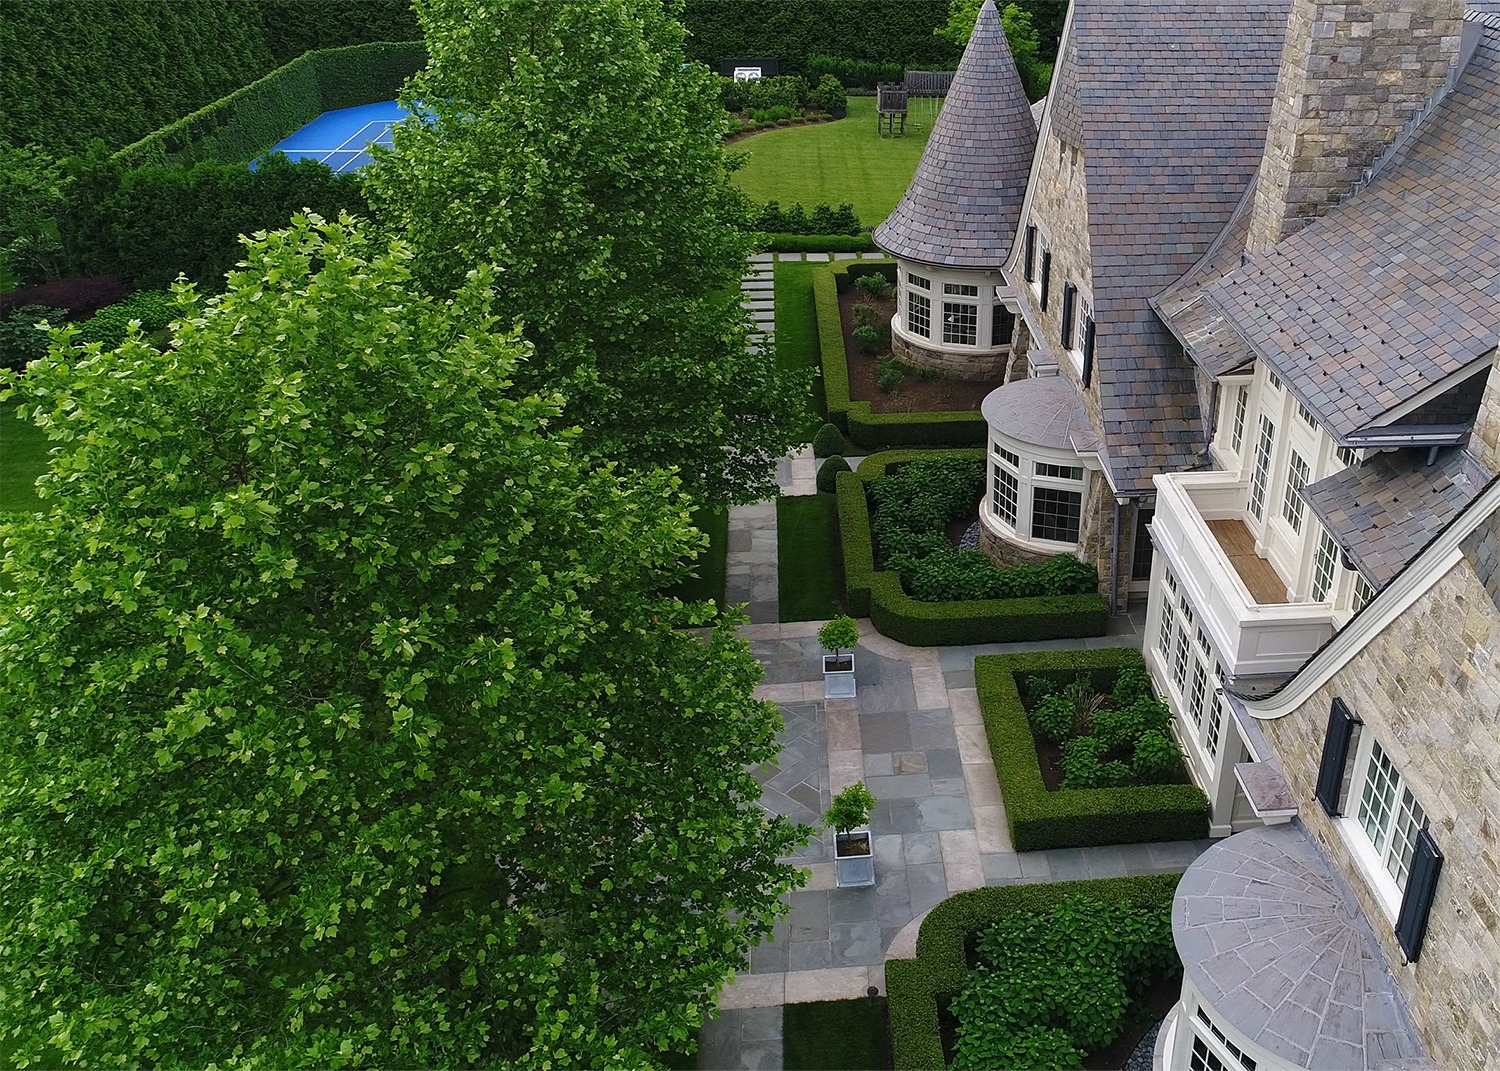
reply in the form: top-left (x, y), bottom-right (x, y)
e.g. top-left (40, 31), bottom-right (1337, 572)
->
top-left (679, 0), bottom-right (960, 74)
top-left (257, 0), bottom-right (420, 64)
top-left (0, 0), bottom-right (275, 154)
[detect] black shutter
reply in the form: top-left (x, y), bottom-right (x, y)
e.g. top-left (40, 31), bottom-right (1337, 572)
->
top-left (1314, 698), bottom-right (1360, 815)
top-left (1061, 283), bottom-right (1077, 349)
top-left (1040, 251), bottom-right (1052, 311)
top-left (1024, 225), bottom-right (1036, 282)
top-left (1395, 828), bottom-right (1443, 962)
top-left (1082, 316), bottom-right (1096, 387)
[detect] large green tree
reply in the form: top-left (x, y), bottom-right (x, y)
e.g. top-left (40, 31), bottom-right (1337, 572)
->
top-left (363, 0), bottom-right (808, 506)
top-left (936, 0), bottom-right (1056, 100)
top-left (0, 214), bottom-right (807, 1068)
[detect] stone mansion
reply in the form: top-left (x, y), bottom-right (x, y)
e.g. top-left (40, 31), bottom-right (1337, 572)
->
top-left (875, 0), bottom-right (1500, 1068)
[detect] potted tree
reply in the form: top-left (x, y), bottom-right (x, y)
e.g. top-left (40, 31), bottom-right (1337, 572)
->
top-left (827, 781), bottom-right (877, 888)
top-left (819, 615), bottom-right (859, 699)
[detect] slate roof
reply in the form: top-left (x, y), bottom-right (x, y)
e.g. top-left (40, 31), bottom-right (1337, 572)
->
top-left (1303, 447), bottom-right (1493, 586)
top-left (1462, 505), bottom-right (1500, 610)
top-left (1060, 0), bottom-right (1292, 494)
top-left (872, 0), bottom-right (1035, 269)
top-left (1165, 14), bottom-right (1500, 441)
top-left (980, 374), bottom-right (1089, 451)
top-left (1174, 824), bottom-right (1428, 1069)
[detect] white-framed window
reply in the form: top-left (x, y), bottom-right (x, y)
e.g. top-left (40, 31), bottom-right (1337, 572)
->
top-left (1191, 1007), bottom-right (1258, 1071)
top-left (1337, 445), bottom-right (1359, 468)
top-left (1311, 527), bottom-right (1340, 602)
top-left (1151, 564), bottom-right (1229, 762)
top-left (1204, 664), bottom-right (1225, 759)
top-left (1281, 450), bottom-right (1309, 532)
top-left (1355, 739), bottom-right (1427, 893)
top-left (908, 272), bottom-right (930, 291)
top-left (943, 282), bottom-right (978, 297)
top-left (942, 301), bottom-right (978, 346)
top-left (1352, 574), bottom-right (1374, 611)
top-left (984, 436), bottom-right (1087, 550)
top-left (908, 292), bottom-right (931, 338)
top-left (1296, 399), bottom-right (1317, 428)
top-left (1229, 387), bottom-right (1248, 455)
top-left (1248, 416), bottom-right (1276, 520)
top-left (1267, 369), bottom-right (1283, 392)
top-left (1172, 591), bottom-right (1194, 692)
top-left (1188, 652), bottom-right (1208, 729)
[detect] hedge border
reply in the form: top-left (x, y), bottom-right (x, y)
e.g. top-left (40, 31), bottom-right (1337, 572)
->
top-left (835, 452), bottom-right (1108, 645)
top-left (760, 233), bottom-right (874, 254)
top-left (114, 41), bottom-right (426, 168)
top-left (815, 263), bottom-right (988, 448)
top-left (976, 650), bottom-right (1211, 851)
top-left (888, 874), bottom-right (1184, 1070)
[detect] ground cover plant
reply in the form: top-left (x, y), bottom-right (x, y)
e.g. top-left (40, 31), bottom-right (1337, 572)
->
top-left (783, 998), bottom-right (893, 1070)
top-left (730, 97), bottom-right (933, 226)
top-left (884, 875), bottom-right (1181, 1070)
top-left (976, 649), bottom-right (1211, 850)
top-left (777, 494), bottom-right (845, 621)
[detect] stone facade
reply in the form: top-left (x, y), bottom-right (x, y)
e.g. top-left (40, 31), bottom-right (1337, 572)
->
top-left (977, 522), bottom-right (1054, 568)
top-left (1247, 0), bottom-right (1465, 254)
top-left (1467, 358), bottom-right (1500, 475)
top-left (1257, 556), bottom-right (1500, 1070)
top-left (1076, 469), bottom-right (1117, 597)
top-left (890, 331), bottom-right (1008, 382)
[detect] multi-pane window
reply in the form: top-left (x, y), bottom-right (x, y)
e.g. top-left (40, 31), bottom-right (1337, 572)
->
top-left (1311, 528), bottom-right (1340, 602)
top-left (1023, 225), bottom-right (1037, 282)
top-left (908, 273), bottom-right (930, 290)
top-left (1353, 574), bottom-right (1374, 611)
top-left (1172, 593), bottom-right (1194, 692)
top-left (1248, 417), bottom-right (1276, 520)
top-left (943, 282), bottom-right (979, 297)
top-left (908, 292), bottom-right (931, 338)
top-left (1159, 573), bottom-right (1180, 656)
top-left (1357, 740), bottom-right (1427, 891)
top-left (1040, 250), bottom-right (1053, 310)
top-left (1296, 400), bottom-right (1317, 428)
top-left (1204, 662), bottom-right (1226, 758)
top-left (1035, 462), bottom-right (1084, 480)
top-left (1229, 388), bottom-right (1248, 454)
top-left (1189, 1036), bottom-right (1228, 1071)
top-left (993, 467), bottom-right (1018, 525)
top-left (1282, 451), bottom-right (1310, 531)
top-left (1194, 1008), bottom-right (1258, 1071)
top-left (1031, 487), bottom-right (1083, 543)
top-left (1189, 658), bottom-right (1208, 729)
top-left (1267, 369), bottom-right (1283, 392)
top-left (943, 301), bottom-right (978, 346)
top-left (1337, 445), bottom-right (1359, 468)
top-left (1061, 282), bottom-right (1078, 350)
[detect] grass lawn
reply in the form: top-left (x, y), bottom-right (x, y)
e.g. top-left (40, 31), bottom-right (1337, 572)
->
top-left (0, 404), bottom-right (49, 513)
top-left (730, 96), bottom-right (934, 227)
top-left (783, 998), bottom-right (892, 1071)
top-left (667, 506), bottom-right (729, 610)
top-left (777, 494), bottom-right (844, 622)
top-left (774, 260), bottom-right (827, 438)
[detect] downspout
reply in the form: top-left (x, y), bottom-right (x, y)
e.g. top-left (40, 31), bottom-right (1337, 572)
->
top-left (1108, 497), bottom-right (1123, 615)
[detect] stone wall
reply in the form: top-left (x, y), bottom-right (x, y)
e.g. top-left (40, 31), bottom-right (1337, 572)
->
top-left (1248, 0), bottom-right (1465, 254)
top-left (1076, 469), bottom-right (1116, 599)
top-left (1258, 555), bottom-right (1500, 1070)
top-left (977, 520), bottom-right (1055, 569)
top-left (891, 331), bottom-right (1007, 382)
top-left (1467, 357), bottom-right (1500, 475)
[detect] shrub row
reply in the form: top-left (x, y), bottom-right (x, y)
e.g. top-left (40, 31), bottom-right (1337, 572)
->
top-left (741, 201), bottom-right (861, 236)
top-left (976, 650), bottom-right (1211, 850)
top-left (836, 461), bottom-right (1108, 646)
top-left (760, 233), bottom-right (874, 254)
top-left (815, 264), bottom-right (988, 448)
top-left (113, 41), bottom-right (426, 169)
top-left (888, 875), bottom-right (1182, 1070)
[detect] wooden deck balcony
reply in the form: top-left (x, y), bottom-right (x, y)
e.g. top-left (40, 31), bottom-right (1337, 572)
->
top-left (1206, 519), bottom-right (1291, 605)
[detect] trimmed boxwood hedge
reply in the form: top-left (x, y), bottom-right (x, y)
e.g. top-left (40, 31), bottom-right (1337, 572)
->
top-left (977, 650), bottom-right (1211, 850)
top-left (815, 264), bottom-right (988, 447)
top-left (760, 233), bottom-right (875, 254)
top-left (114, 41), bottom-right (426, 168)
top-left (835, 453), bottom-right (1108, 645)
top-left (888, 874), bottom-right (1183, 1070)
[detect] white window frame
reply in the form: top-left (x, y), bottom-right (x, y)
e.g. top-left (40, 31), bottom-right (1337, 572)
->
top-left (1151, 563), bottom-right (1230, 768)
top-left (942, 299), bottom-right (979, 346)
top-left (1229, 386), bottom-right (1248, 455)
top-left (1248, 416), bottom-right (1275, 521)
top-left (983, 434), bottom-right (1087, 553)
top-left (1311, 526), bottom-right (1340, 602)
top-left (1340, 731), bottom-right (1427, 920)
top-left (1281, 450), bottom-right (1310, 532)
top-left (907, 291), bottom-right (931, 339)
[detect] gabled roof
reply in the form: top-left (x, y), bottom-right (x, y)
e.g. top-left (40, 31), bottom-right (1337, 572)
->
top-left (872, 0), bottom-right (1035, 270)
top-left (1162, 13), bottom-right (1500, 441)
top-left (1062, 0), bottom-right (1293, 494)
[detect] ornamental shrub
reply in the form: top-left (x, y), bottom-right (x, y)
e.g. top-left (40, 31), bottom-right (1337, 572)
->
top-left (852, 324), bottom-right (881, 354)
top-left (73, 291), bottom-right (178, 349)
top-left (747, 74), bottom-right (807, 113)
top-left (870, 457), bottom-right (984, 536)
top-left (816, 455), bottom-right (850, 493)
top-left (853, 273), bottom-right (888, 299)
top-left (1132, 729), bottom-right (1184, 785)
top-left (825, 780), bottom-right (876, 832)
top-left (0, 305), bottom-right (66, 373)
top-left (1031, 694), bottom-right (1077, 746)
top-left (1091, 696), bottom-right (1172, 753)
top-left (811, 422), bottom-right (848, 458)
top-left (1111, 665), bottom-right (1154, 705)
top-left (1060, 737), bottom-right (1131, 790)
top-left (852, 302), bottom-right (878, 328)
top-left (876, 354), bottom-right (904, 391)
top-left (818, 615), bottom-right (861, 656)
top-left (808, 74), bottom-right (848, 113)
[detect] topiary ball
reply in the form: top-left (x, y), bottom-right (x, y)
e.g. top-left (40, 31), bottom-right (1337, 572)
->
top-left (811, 422), bottom-right (848, 458)
top-left (817, 455), bottom-right (850, 494)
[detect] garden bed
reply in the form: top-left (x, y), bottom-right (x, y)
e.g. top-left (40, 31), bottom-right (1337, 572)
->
top-left (976, 649), bottom-right (1210, 851)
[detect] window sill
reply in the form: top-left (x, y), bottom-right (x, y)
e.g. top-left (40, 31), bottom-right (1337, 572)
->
top-left (1334, 815), bottom-right (1403, 924)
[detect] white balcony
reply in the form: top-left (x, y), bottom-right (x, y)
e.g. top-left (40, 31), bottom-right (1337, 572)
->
top-left (1151, 471), bottom-right (1334, 678)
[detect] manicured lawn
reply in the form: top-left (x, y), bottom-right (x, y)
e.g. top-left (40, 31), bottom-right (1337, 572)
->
top-left (777, 494), bottom-right (844, 622)
top-left (0, 403), bottom-right (49, 513)
top-left (783, 998), bottom-right (892, 1071)
top-left (667, 506), bottom-right (729, 610)
top-left (774, 261), bottom-right (826, 437)
top-left (730, 96), bottom-right (933, 226)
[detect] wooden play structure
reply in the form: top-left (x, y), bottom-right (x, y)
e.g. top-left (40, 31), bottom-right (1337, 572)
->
top-left (877, 82), bottom-right (908, 136)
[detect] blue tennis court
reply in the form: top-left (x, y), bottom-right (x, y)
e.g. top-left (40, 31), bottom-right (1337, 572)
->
top-left (257, 100), bottom-right (409, 174)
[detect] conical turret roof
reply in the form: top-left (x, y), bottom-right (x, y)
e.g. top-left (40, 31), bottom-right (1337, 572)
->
top-left (874, 0), bottom-right (1037, 269)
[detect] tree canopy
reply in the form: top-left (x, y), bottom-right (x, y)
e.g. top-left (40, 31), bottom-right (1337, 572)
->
top-left (363, 0), bottom-right (809, 506)
top-left (0, 214), bottom-right (808, 1068)
top-left (936, 0), bottom-right (1055, 101)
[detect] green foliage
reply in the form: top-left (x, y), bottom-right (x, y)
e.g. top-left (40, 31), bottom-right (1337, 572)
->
top-left (1060, 738), bottom-right (1133, 790)
top-left (750, 105), bottom-right (797, 123)
top-left (1032, 694), bottom-right (1079, 746)
top-left (257, 0), bottom-right (421, 63)
top-left (0, 306), bottom-right (65, 374)
top-left (758, 232), bottom-right (874, 254)
top-left (808, 75), bottom-right (849, 114)
top-left (853, 273), bottom-right (888, 299)
top-left (807, 55), bottom-right (906, 90)
top-left (812, 422), bottom-right (849, 458)
top-left (1133, 729), bottom-right (1186, 785)
top-left (777, 494), bottom-right (844, 621)
top-left (0, 215), bottom-right (810, 1067)
top-left (852, 303), bottom-right (878, 328)
top-left (826, 781), bottom-right (877, 833)
top-left (816, 455), bottom-right (851, 494)
top-left (0, 0), bottom-right (274, 153)
top-left (818, 615), bottom-right (861, 656)
top-left (63, 151), bottom-right (369, 291)
top-left (935, 0), bottom-right (1054, 99)
top-left (877, 354), bottom-right (905, 392)
top-left (852, 324), bottom-right (882, 354)
top-left (0, 144), bottom-right (69, 285)
top-left (741, 200), bottom-right (861, 235)
top-left (1112, 665), bottom-right (1155, 705)
top-left (365, 0), bottom-right (807, 506)
top-left (888, 875), bottom-right (1183, 1071)
top-left (72, 291), bottom-right (177, 349)
top-left (1092, 696), bottom-right (1173, 754)
top-left (782, 998), bottom-right (892, 1071)
top-left (898, 549), bottom-right (1100, 603)
top-left (870, 457), bottom-right (984, 536)
top-left (976, 652), bottom-right (1210, 850)
top-left (681, 1), bottom-right (959, 76)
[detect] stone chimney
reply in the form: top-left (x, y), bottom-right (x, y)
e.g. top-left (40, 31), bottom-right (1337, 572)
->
top-left (1471, 352), bottom-right (1500, 476)
top-left (1247, 0), bottom-right (1465, 255)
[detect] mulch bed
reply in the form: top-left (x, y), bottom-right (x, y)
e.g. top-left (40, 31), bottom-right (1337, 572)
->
top-left (837, 282), bottom-right (1002, 413)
